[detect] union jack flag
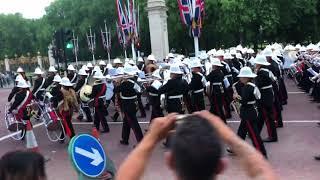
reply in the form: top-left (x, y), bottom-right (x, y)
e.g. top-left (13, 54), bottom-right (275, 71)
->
top-left (116, 0), bottom-right (130, 38)
top-left (177, 0), bottom-right (205, 37)
top-left (101, 29), bottom-right (111, 52)
top-left (177, 0), bottom-right (192, 26)
top-left (116, 22), bottom-right (127, 49)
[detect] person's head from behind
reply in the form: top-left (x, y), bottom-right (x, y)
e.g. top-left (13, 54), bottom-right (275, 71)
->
top-left (166, 115), bottom-right (226, 180)
top-left (0, 151), bottom-right (46, 180)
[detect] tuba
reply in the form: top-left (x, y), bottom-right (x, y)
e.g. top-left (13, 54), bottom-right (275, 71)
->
top-left (146, 64), bottom-right (158, 74)
top-left (80, 85), bottom-right (93, 102)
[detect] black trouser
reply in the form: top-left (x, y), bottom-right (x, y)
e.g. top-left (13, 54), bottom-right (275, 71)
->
top-left (94, 100), bottom-right (109, 131)
top-left (137, 93), bottom-right (146, 117)
top-left (165, 98), bottom-right (184, 147)
top-left (167, 99), bottom-right (183, 114)
top-left (311, 82), bottom-right (320, 101)
top-left (81, 102), bottom-right (93, 122)
top-left (121, 99), bottom-right (143, 143)
top-left (238, 106), bottom-right (267, 157)
top-left (209, 93), bottom-right (226, 123)
top-left (258, 105), bottom-right (278, 140)
top-left (224, 87), bottom-right (233, 118)
top-left (150, 98), bottom-right (163, 123)
top-left (272, 83), bottom-right (283, 127)
top-left (278, 77), bottom-right (288, 104)
top-left (191, 92), bottom-right (205, 112)
top-left (108, 95), bottom-right (120, 121)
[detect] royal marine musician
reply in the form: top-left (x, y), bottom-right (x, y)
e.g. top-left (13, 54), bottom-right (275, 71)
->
top-left (231, 67), bottom-right (267, 157)
top-left (188, 59), bottom-right (207, 112)
top-left (114, 65), bottom-right (144, 145)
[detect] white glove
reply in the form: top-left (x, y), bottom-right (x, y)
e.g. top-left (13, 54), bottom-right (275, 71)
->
top-left (11, 110), bottom-right (18, 115)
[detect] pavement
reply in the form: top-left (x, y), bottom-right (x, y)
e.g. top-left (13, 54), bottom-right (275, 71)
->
top-left (0, 79), bottom-right (320, 180)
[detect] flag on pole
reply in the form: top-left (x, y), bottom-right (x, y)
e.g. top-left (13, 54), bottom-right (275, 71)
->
top-left (116, 0), bottom-right (130, 37)
top-left (177, 0), bottom-right (205, 38)
top-left (116, 0), bottom-right (140, 46)
top-left (177, 0), bottom-right (192, 26)
top-left (116, 22), bottom-right (126, 49)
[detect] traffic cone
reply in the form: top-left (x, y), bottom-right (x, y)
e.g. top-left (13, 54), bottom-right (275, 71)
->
top-left (92, 127), bottom-right (100, 141)
top-left (25, 120), bottom-right (39, 152)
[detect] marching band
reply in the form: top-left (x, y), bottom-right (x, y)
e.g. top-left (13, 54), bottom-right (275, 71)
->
top-left (7, 42), bottom-right (320, 158)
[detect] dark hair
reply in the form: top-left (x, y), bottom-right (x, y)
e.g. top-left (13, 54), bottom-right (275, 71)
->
top-left (0, 151), bottom-right (46, 180)
top-left (171, 115), bottom-right (222, 180)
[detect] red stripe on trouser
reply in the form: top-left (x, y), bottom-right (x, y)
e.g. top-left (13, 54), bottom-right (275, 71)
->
top-left (124, 112), bottom-right (139, 140)
top-left (273, 106), bottom-right (279, 127)
top-left (212, 96), bottom-right (220, 116)
top-left (60, 111), bottom-right (72, 137)
top-left (246, 120), bottom-right (261, 152)
top-left (221, 95), bottom-right (229, 116)
top-left (262, 108), bottom-right (272, 138)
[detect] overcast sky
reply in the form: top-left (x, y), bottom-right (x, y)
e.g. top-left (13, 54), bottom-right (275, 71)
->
top-left (0, 0), bottom-right (55, 19)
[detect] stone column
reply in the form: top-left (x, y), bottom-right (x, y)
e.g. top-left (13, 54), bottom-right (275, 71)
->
top-left (37, 51), bottom-right (43, 69)
top-left (147, 0), bottom-right (169, 61)
top-left (4, 55), bottom-right (10, 72)
top-left (48, 44), bottom-right (56, 66)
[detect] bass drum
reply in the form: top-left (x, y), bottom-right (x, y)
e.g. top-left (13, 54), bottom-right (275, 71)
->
top-left (43, 107), bottom-right (61, 131)
top-left (4, 105), bottom-right (26, 140)
top-left (80, 85), bottom-right (93, 102)
top-left (42, 105), bottom-right (66, 142)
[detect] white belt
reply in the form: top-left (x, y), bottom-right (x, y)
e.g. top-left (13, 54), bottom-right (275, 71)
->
top-left (120, 94), bottom-right (137, 100)
top-left (99, 96), bottom-right (105, 99)
top-left (247, 101), bottom-right (256, 105)
top-left (261, 85), bottom-right (273, 90)
top-left (168, 95), bottom-right (183, 99)
top-left (149, 93), bottom-right (159, 97)
top-left (193, 89), bottom-right (204, 93)
top-left (212, 83), bottom-right (222, 86)
top-left (225, 75), bottom-right (232, 78)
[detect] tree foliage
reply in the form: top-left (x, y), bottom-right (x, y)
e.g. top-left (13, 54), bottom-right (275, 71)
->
top-left (0, 0), bottom-right (318, 59)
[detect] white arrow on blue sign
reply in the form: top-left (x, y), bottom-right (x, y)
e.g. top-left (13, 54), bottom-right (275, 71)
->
top-left (71, 134), bottom-right (106, 178)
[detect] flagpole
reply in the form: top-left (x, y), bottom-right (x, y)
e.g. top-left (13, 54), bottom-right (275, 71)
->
top-left (108, 52), bottom-right (111, 64)
top-left (103, 20), bottom-right (112, 64)
top-left (194, 37), bottom-right (199, 58)
top-left (131, 42), bottom-right (136, 61)
top-left (72, 31), bottom-right (79, 68)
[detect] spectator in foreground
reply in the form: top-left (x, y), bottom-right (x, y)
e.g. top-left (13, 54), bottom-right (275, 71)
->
top-left (116, 111), bottom-right (278, 180)
top-left (0, 151), bottom-right (46, 180)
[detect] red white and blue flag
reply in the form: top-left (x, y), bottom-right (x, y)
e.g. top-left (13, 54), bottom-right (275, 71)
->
top-left (116, 22), bottom-right (127, 49)
top-left (177, 0), bottom-right (205, 37)
top-left (101, 29), bottom-right (111, 52)
top-left (116, 0), bottom-right (131, 37)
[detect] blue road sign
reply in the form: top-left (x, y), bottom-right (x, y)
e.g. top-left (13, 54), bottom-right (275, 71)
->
top-left (71, 134), bottom-right (106, 178)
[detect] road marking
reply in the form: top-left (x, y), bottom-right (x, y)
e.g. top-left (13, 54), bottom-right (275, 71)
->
top-left (0, 122), bottom-right (44, 142)
top-left (73, 122), bottom-right (150, 125)
top-left (73, 120), bottom-right (320, 125)
top-left (227, 120), bottom-right (320, 123)
top-left (288, 91), bottom-right (305, 94)
top-left (1, 120), bottom-right (319, 142)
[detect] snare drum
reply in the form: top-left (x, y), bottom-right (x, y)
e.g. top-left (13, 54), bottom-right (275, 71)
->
top-left (43, 107), bottom-right (61, 131)
top-left (5, 113), bottom-right (25, 132)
